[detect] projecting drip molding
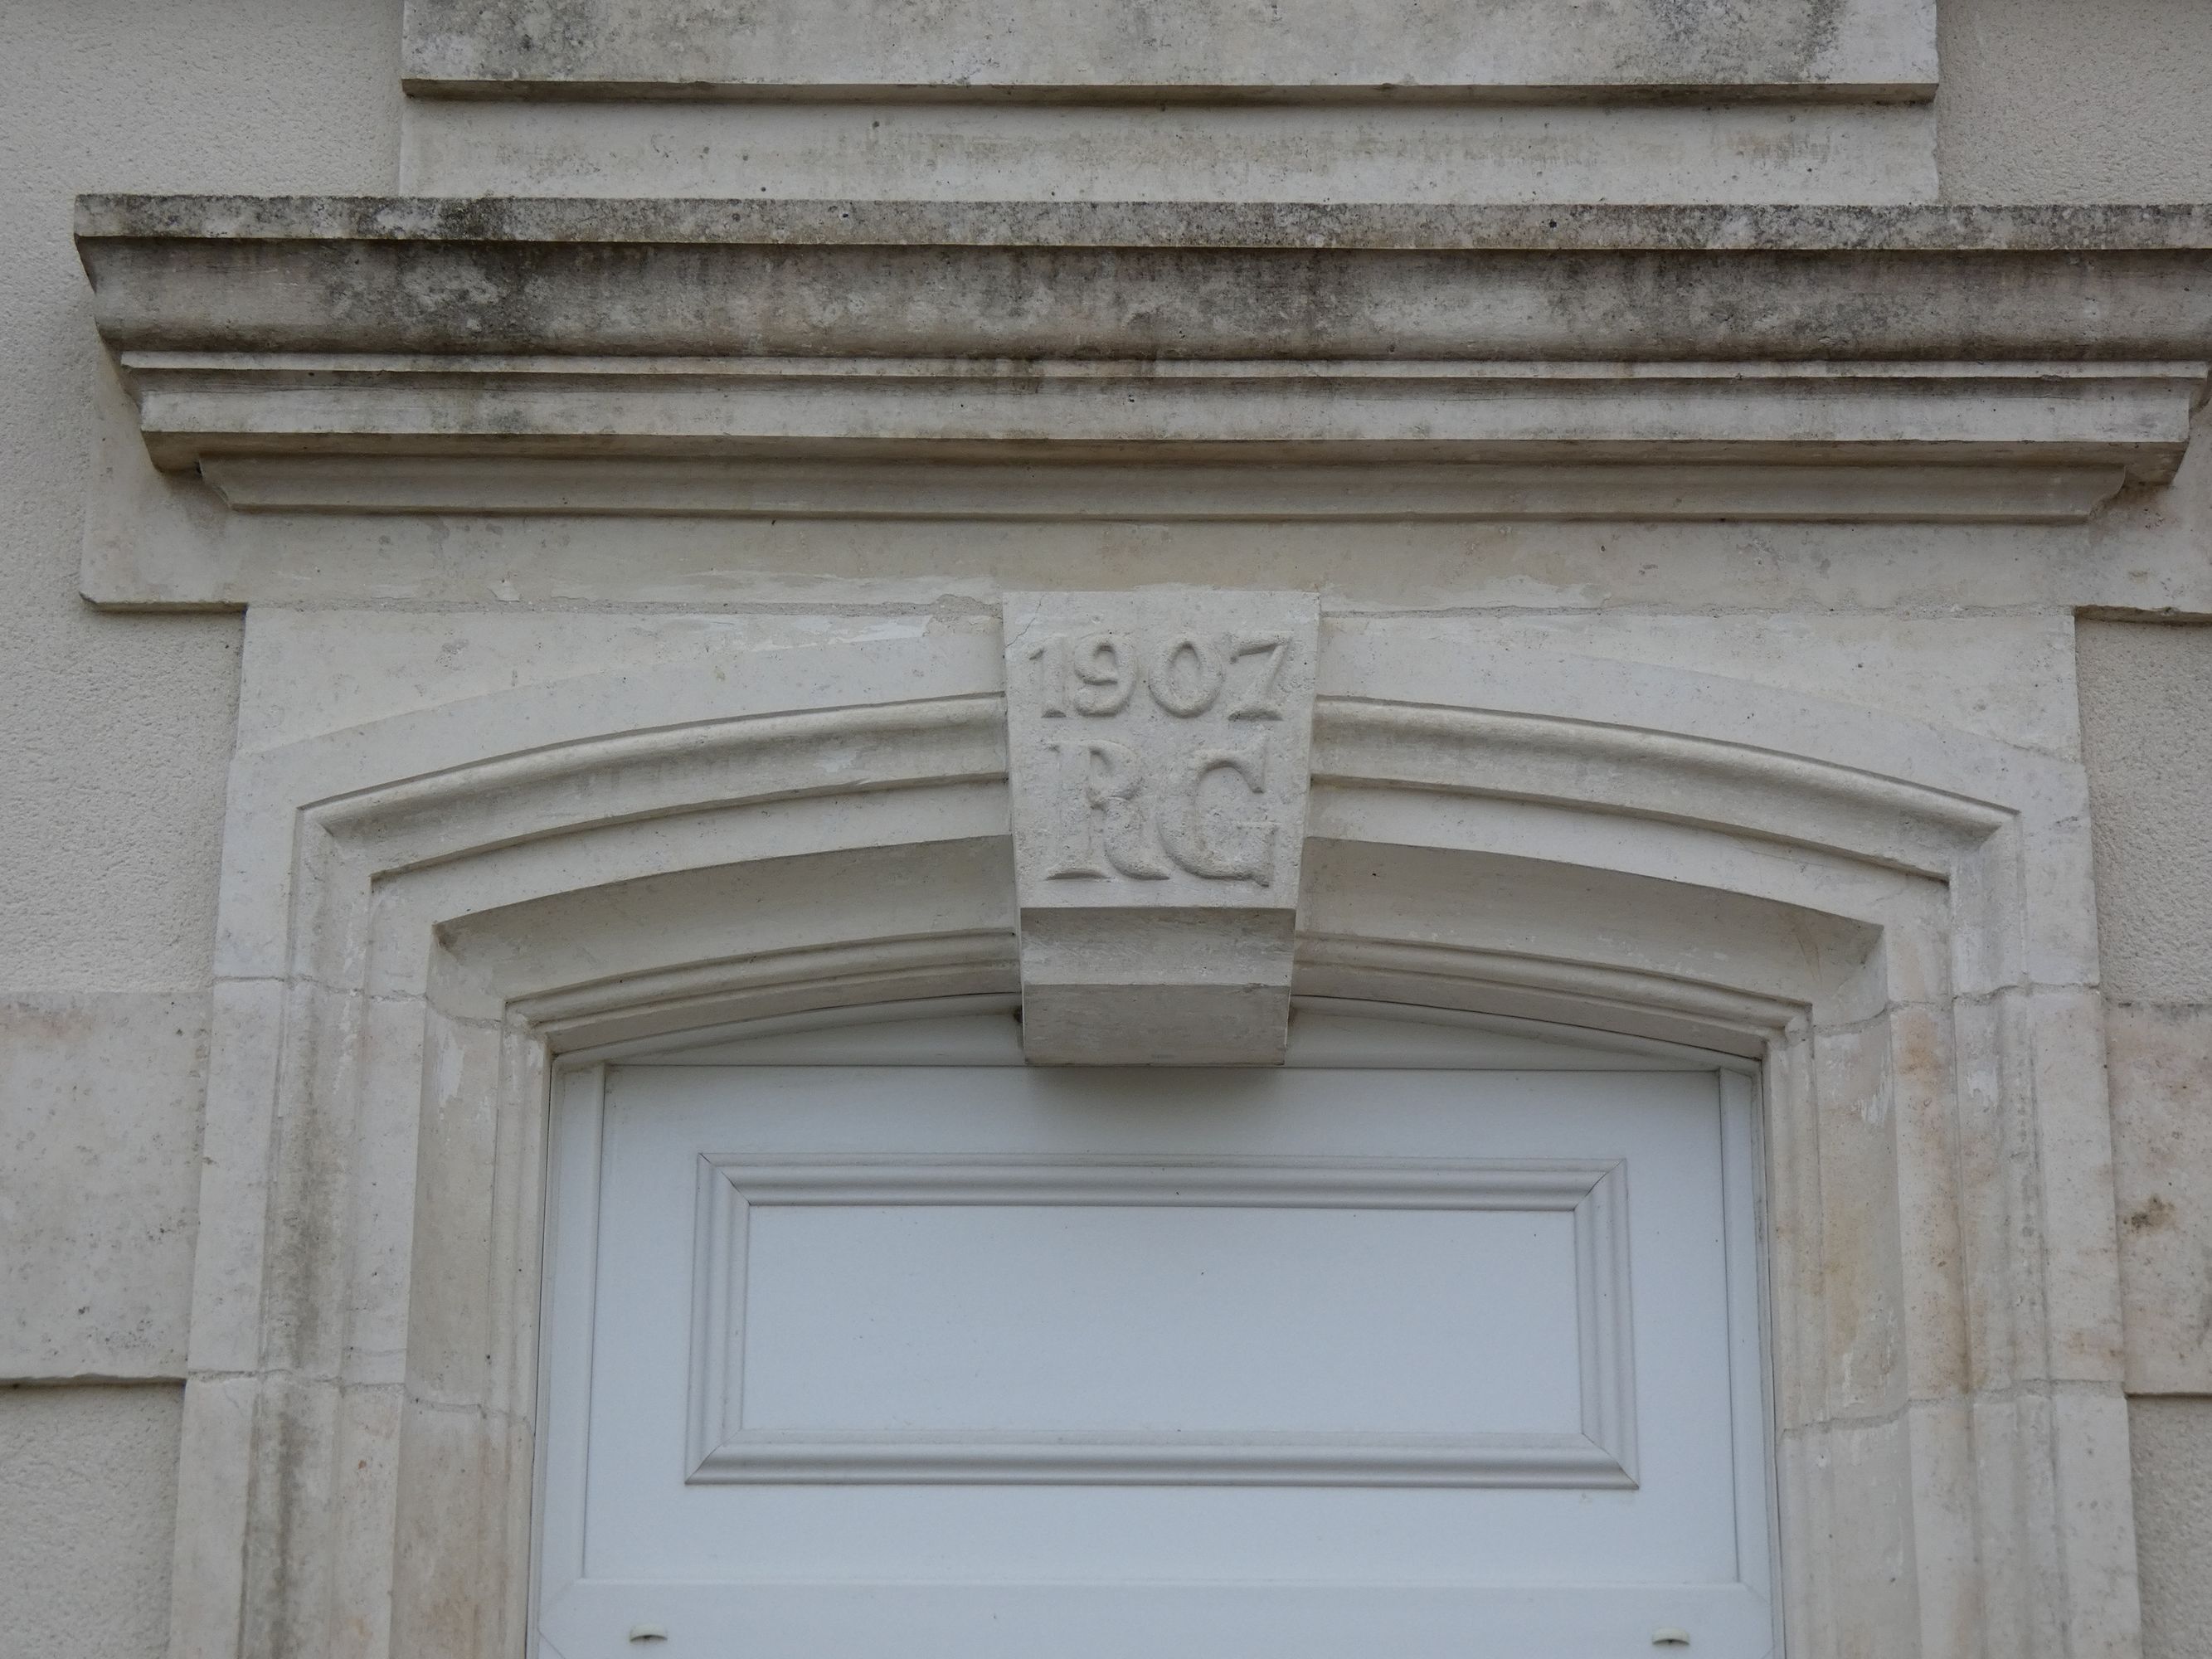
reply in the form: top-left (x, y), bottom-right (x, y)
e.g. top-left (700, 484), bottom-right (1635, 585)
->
top-left (71, 197), bottom-right (2212, 606)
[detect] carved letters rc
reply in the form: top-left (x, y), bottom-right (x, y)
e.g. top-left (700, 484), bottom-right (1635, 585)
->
top-left (1027, 628), bottom-right (1292, 885)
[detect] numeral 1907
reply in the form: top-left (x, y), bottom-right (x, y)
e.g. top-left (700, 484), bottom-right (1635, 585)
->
top-left (1025, 631), bottom-right (1291, 721)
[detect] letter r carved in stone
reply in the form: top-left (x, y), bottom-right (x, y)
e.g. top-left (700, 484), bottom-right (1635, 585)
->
top-left (1043, 738), bottom-right (1172, 880)
top-left (1004, 590), bottom-right (1320, 1066)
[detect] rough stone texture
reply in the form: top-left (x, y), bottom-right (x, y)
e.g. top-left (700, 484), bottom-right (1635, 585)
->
top-left (2080, 623), bottom-right (2212, 1398)
top-left (73, 194), bottom-right (2212, 250)
top-left (1, 0), bottom-right (398, 990)
top-left (0, 0), bottom-right (401, 1338)
top-left (0, 0), bottom-right (398, 1645)
top-left (2078, 623), bottom-right (2212, 1009)
top-left (83, 200), bottom-right (2212, 411)
top-left (2078, 624), bottom-right (2212, 1657)
top-left (2131, 1397), bottom-right (2212, 1659)
top-left (1939, 0), bottom-right (2212, 204)
top-left (0, 995), bottom-right (208, 1379)
top-left (401, 0), bottom-right (1936, 97)
top-left (2079, 621), bottom-right (2212, 1394)
top-left (0, 1385), bottom-right (183, 1659)
top-left (2107, 1004), bottom-right (2212, 1391)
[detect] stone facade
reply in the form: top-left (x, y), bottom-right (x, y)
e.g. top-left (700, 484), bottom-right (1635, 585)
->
top-left (6, 2), bottom-right (2212, 1657)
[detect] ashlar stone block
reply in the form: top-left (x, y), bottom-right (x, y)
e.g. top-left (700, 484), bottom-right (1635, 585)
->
top-left (402, 0), bottom-right (1937, 98)
top-left (1003, 591), bottom-right (1319, 1065)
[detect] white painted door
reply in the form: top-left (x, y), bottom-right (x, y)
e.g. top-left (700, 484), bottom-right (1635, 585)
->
top-left (536, 1000), bottom-right (1773, 1658)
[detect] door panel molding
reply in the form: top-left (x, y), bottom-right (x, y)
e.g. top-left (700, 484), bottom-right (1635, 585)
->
top-left (684, 1154), bottom-right (1636, 1487)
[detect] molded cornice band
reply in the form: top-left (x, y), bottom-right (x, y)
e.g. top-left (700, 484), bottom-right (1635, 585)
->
top-left (70, 197), bottom-right (2212, 585)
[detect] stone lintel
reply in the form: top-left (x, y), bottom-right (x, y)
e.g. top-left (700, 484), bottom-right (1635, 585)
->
top-left (1004, 590), bottom-right (1319, 1066)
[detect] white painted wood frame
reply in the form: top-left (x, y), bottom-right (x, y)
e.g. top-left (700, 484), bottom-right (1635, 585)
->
top-left (529, 1000), bottom-right (1772, 1657)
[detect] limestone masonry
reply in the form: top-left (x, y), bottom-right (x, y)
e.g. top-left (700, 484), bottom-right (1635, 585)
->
top-left (7, 2), bottom-right (2212, 1657)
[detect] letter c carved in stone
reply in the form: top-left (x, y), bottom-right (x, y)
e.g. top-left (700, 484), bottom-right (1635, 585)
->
top-left (1157, 741), bottom-right (1275, 885)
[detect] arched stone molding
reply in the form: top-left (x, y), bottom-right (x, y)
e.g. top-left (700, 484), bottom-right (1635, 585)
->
top-left (173, 623), bottom-right (2134, 1659)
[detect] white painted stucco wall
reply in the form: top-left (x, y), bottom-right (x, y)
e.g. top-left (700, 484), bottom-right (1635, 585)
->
top-left (4, 2), bottom-right (2212, 1654)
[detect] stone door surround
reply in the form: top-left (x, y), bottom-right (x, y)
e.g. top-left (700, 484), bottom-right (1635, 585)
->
top-left (165, 618), bottom-right (2132, 1659)
top-left (84, 193), bottom-right (2200, 1659)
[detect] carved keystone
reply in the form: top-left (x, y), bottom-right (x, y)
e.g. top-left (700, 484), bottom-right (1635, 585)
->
top-left (1003, 590), bottom-right (1320, 1065)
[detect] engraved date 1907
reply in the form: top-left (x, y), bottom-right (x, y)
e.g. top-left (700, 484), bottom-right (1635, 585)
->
top-left (1025, 630), bottom-right (1291, 722)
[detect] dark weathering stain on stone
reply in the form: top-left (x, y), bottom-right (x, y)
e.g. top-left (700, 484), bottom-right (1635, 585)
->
top-left (407, 0), bottom-right (1906, 91)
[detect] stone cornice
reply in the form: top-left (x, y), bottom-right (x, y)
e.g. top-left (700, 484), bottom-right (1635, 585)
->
top-left (75, 196), bottom-right (2212, 530)
top-left (74, 197), bottom-right (2212, 251)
